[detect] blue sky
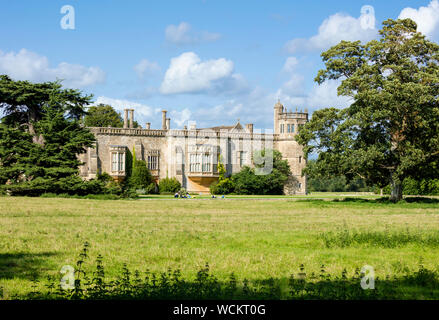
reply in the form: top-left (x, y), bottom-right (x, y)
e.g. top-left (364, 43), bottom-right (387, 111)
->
top-left (1, 0), bottom-right (438, 129)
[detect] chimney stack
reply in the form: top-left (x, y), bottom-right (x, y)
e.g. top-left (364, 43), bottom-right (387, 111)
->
top-left (184, 125), bottom-right (187, 130)
top-left (246, 123), bottom-right (254, 134)
top-left (145, 122), bottom-right (151, 129)
top-left (129, 109), bottom-right (134, 128)
top-left (166, 118), bottom-right (170, 130)
top-left (123, 109), bottom-right (129, 128)
top-left (162, 110), bottom-right (167, 130)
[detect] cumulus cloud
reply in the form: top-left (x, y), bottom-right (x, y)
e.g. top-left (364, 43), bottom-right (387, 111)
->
top-left (276, 79), bottom-right (351, 113)
top-left (399, 0), bottom-right (439, 38)
top-left (160, 52), bottom-right (246, 95)
top-left (133, 59), bottom-right (160, 78)
top-left (285, 11), bottom-right (378, 53)
top-left (282, 56), bottom-right (299, 73)
top-left (0, 48), bottom-right (105, 88)
top-left (94, 96), bottom-right (154, 120)
top-left (170, 108), bottom-right (192, 127)
top-left (165, 22), bottom-right (221, 45)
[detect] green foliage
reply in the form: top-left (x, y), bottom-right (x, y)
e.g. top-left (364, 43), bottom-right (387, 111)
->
top-left (84, 104), bottom-right (124, 127)
top-left (21, 243), bottom-right (439, 300)
top-left (0, 75), bottom-right (91, 127)
top-left (218, 155), bottom-right (227, 180)
top-left (129, 160), bottom-right (153, 189)
top-left (320, 227), bottom-right (439, 248)
top-left (0, 123), bottom-right (39, 185)
top-left (306, 160), bottom-right (372, 192)
top-left (210, 178), bottom-right (234, 195)
top-left (0, 106), bottom-right (96, 196)
top-left (158, 177), bottom-right (181, 194)
top-left (297, 19), bottom-right (439, 202)
top-left (144, 182), bottom-right (158, 194)
top-left (0, 77), bottom-right (124, 197)
top-left (209, 149), bottom-right (291, 195)
top-left (375, 178), bottom-right (439, 196)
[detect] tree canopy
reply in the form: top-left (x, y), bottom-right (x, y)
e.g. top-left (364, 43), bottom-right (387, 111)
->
top-left (296, 19), bottom-right (439, 202)
top-left (84, 104), bottom-right (124, 128)
top-left (0, 77), bottom-right (98, 196)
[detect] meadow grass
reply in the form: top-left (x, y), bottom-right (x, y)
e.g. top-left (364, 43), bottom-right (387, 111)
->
top-left (0, 195), bottom-right (439, 299)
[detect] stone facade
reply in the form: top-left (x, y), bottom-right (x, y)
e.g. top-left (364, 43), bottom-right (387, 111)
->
top-left (79, 100), bottom-right (308, 194)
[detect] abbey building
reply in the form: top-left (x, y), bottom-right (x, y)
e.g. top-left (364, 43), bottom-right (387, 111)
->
top-left (79, 101), bottom-right (308, 194)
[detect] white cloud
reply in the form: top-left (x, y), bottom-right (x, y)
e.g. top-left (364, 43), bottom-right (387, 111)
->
top-left (0, 48), bottom-right (105, 88)
top-left (285, 12), bottom-right (378, 53)
top-left (165, 22), bottom-right (221, 45)
top-left (282, 56), bottom-right (299, 73)
top-left (133, 59), bottom-right (160, 78)
top-left (306, 80), bottom-right (351, 109)
top-left (170, 108), bottom-right (192, 127)
top-left (275, 79), bottom-right (351, 113)
top-left (94, 96), bottom-right (154, 119)
top-left (160, 52), bottom-right (239, 94)
top-left (399, 0), bottom-right (439, 38)
top-left (280, 74), bottom-right (305, 96)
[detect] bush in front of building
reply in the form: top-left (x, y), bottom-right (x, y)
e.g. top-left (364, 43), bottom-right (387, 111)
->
top-left (158, 177), bottom-right (181, 194)
top-left (128, 159), bottom-right (153, 189)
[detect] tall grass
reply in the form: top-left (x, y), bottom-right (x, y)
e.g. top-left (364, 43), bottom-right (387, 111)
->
top-left (19, 243), bottom-right (439, 300)
top-left (320, 227), bottom-right (439, 248)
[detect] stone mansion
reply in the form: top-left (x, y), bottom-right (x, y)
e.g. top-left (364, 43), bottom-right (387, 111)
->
top-left (79, 100), bottom-right (308, 194)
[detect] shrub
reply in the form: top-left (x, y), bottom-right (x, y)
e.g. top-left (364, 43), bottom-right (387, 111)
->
top-left (144, 182), bottom-right (158, 194)
top-left (158, 177), bottom-right (181, 194)
top-left (129, 160), bottom-right (153, 189)
top-left (210, 178), bottom-right (234, 195)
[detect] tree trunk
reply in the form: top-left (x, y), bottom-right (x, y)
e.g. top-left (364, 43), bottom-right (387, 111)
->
top-left (390, 177), bottom-right (403, 203)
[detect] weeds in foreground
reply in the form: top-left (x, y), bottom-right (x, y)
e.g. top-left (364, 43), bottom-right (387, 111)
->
top-left (11, 243), bottom-right (439, 300)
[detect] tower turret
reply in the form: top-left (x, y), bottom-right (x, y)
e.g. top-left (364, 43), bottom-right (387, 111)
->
top-left (274, 99), bottom-right (283, 134)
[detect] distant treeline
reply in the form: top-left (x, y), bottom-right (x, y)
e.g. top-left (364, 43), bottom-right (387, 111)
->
top-left (306, 160), bottom-right (439, 195)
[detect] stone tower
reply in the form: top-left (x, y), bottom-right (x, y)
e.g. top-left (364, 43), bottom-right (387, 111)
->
top-left (273, 101), bottom-right (308, 194)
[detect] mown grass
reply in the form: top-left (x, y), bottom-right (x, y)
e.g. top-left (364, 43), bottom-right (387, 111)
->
top-left (1, 195), bottom-right (439, 299)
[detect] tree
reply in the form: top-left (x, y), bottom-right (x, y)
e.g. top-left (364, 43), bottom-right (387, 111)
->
top-left (129, 159), bottom-right (153, 189)
top-left (224, 149), bottom-right (291, 195)
top-left (84, 104), bottom-right (124, 128)
top-left (0, 77), bottom-right (97, 196)
top-left (1, 106), bottom-right (96, 195)
top-left (296, 19), bottom-right (439, 202)
top-left (0, 75), bottom-right (92, 143)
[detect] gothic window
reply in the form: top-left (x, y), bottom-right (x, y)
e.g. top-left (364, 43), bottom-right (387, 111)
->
top-left (291, 124), bottom-right (295, 133)
top-left (110, 148), bottom-right (126, 173)
top-left (239, 151), bottom-right (247, 166)
top-left (202, 153), bottom-right (212, 172)
top-left (190, 154), bottom-right (201, 172)
top-left (112, 153), bottom-right (118, 172)
top-left (147, 155), bottom-right (159, 170)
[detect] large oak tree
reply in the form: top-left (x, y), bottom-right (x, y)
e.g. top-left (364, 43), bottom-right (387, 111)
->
top-left (296, 19), bottom-right (439, 202)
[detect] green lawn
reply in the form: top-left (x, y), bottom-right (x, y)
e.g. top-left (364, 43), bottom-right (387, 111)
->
top-left (1, 195), bottom-right (439, 299)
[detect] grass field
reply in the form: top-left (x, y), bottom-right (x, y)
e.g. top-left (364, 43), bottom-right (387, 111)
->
top-left (1, 195), bottom-right (439, 299)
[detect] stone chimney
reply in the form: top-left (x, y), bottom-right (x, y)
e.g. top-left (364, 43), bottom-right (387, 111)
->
top-left (183, 125), bottom-right (187, 130)
top-left (166, 118), bottom-right (170, 130)
top-left (162, 110), bottom-right (167, 130)
top-left (145, 122), bottom-right (151, 129)
top-left (129, 109), bottom-right (134, 128)
top-left (123, 109), bottom-right (129, 128)
top-left (246, 123), bottom-right (254, 134)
